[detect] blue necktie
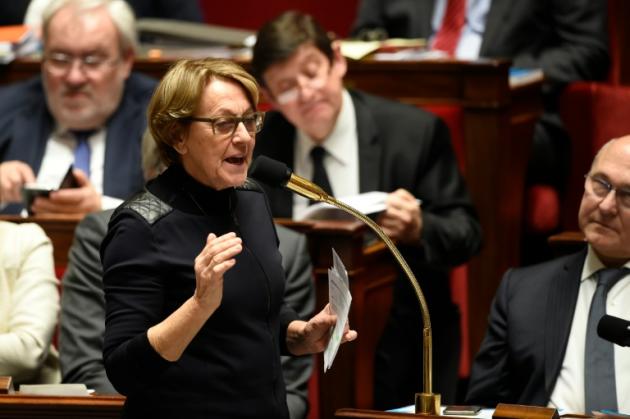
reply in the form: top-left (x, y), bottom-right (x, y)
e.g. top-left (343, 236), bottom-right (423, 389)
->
top-left (584, 267), bottom-right (628, 413)
top-left (72, 131), bottom-right (92, 178)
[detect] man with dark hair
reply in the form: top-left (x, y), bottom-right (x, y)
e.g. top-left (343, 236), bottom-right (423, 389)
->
top-left (251, 10), bottom-right (482, 408)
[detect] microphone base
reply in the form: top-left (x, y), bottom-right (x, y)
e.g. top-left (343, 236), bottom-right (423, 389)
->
top-left (415, 392), bottom-right (441, 415)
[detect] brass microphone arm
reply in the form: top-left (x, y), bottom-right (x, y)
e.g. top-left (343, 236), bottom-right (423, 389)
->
top-left (287, 175), bottom-right (441, 415)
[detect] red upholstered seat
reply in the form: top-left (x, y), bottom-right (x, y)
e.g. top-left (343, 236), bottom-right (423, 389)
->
top-left (559, 82), bottom-right (630, 231)
top-left (419, 104), bottom-right (469, 378)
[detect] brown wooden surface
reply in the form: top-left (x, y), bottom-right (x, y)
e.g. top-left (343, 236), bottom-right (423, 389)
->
top-left (493, 403), bottom-right (558, 419)
top-left (547, 230), bottom-right (587, 258)
top-left (0, 214), bottom-right (83, 268)
top-left (0, 377), bottom-right (13, 395)
top-left (336, 407), bottom-right (484, 418)
top-left (0, 393), bottom-right (124, 419)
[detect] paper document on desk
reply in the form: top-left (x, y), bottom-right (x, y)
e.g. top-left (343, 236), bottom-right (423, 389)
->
top-left (323, 248), bottom-right (352, 372)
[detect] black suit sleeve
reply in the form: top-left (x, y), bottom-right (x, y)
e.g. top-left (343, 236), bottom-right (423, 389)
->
top-left (512, 0), bottom-right (609, 86)
top-left (277, 226), bottom-right (315, 419)
top-left (60, 211), bottom-right (117, 394)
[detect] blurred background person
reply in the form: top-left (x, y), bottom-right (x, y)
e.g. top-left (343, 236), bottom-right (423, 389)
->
top-left (0, 221), bottom-right (59, 387)
top-left (351, 0), bottom-right (609, 263)
top-left (0, 0), bottom-right (156, 215)
top-left (251, 10), bottom-right (482, 408)
top-left (61, 130), bottom-right (315, 418)
top-left (102, 57), bottom-right (355, 418)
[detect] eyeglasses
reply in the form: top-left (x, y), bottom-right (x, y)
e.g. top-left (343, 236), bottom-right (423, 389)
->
top-left (584, 174), bottom-right (630, 209)
top-left (274, 62), bottom-right (330, 105)
top-left (185, 111), bottom-right (265, 137)
top-left (44, 52), bottom-right (119, 76)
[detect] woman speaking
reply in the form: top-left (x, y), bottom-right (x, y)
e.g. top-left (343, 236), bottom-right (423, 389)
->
top-left (101, 58), bottom-right (356, 418)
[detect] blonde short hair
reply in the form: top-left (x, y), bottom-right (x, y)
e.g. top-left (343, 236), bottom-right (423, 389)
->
top-left (147, 58), bottom-right (259, 166)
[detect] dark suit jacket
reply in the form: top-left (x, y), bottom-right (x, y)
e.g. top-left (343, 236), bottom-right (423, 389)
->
top-left (351, 0), bottom-right (609, 87)
top-left (60, 209), bottom-right (314, 419)
top-left (0, 73), bottom-right (157, 213)
top-left (465, 250), bottom-right (586, 406)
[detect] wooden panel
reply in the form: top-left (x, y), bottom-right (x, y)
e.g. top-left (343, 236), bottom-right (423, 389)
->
top-left (0, 394), bottom-right (124, 419)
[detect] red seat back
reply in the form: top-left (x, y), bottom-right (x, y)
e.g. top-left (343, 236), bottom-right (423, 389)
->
top-left (559, 82), bottom-right (630, 231)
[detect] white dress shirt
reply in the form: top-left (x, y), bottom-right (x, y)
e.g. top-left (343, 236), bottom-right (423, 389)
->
top-left (549, 246), bottom-right (630, 414)
top-left (431, 0), bottom-right (491, 59)
top-left (36, 127), bottom-right (122, 210)
top-left (292, 89), bottom-right (360, 219)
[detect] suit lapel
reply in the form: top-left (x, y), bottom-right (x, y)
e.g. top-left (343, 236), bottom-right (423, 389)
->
top-left (102, 88), bottom-right (145, 198)
top-left (12, 99), bottom-right (52, 175)
top-left (351, 91), bottom-right (381, 193)
top-left (417, 0), bottom-right (436, 39)
top-left (543, 249), bottom-right (586, 398)
top-left (480, 0), bottom-right (510, 56)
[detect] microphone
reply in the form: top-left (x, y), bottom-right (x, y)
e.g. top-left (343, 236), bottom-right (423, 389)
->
top-left (249, 155), bottom-right (334, 204)
top-left (598, 314), bottom-right (630, 347)
top-left (249, 155), bottom-right (441, 414)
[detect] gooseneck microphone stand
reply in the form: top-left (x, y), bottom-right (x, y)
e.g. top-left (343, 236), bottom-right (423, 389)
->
top-left (251, 156), bottom-right (441, 415)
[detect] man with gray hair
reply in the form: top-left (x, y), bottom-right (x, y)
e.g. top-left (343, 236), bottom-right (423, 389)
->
top-left (467, 136), bottom-right (630, 413)
top-left (0, 0), bottom-right (156, 214)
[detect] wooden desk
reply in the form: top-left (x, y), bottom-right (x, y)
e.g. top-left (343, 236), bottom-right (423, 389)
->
top-left (0, 393), bottom-right (124, 419)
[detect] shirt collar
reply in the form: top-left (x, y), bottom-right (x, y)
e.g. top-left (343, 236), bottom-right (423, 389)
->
top-left (580, 244), bottom-right (630, 282)
top-left (296, 89), bottom-right (356, 168)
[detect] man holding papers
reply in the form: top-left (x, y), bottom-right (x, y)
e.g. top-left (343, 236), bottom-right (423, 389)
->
top-left (251, 11), bottom-right (482, 408)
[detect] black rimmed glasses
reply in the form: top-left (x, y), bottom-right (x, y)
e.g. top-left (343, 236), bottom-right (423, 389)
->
top-left (585, 174), bottom-right (630, 209)
top-left (44, 52), bottom-right (119, 76)
top-left (185, 111), bottom-right (265, 137)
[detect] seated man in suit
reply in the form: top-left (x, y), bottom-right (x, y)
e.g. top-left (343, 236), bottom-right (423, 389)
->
top-left (250, 11), bottom-right (482, 407)
top-left (351, 0), bottom-right (609, 263)
top-left (466, 136), bottom-right (630, 414)
top-left (0, 0), bottom-right (156, 214)
top-left (59, 131), bottom-right (315, 419)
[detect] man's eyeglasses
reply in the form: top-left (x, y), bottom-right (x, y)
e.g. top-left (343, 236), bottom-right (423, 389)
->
top-left (585, 174), bottom-right (630, 209)
top-left (44, 52), bottom-right (119, 76)
top-left (185, 112), bottom-right (265, 137)
top-left (274, 62), bottom-right (330, 105)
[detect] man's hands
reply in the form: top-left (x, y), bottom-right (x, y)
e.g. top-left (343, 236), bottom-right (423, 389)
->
top-left (377, 188), bottom-right (423, 244)
top-left (286, 304), bottom-right (357, 356)
top-left (30, 169), bottom-right (102, 214)
top-left (0, 161), bottom-right (36, 203)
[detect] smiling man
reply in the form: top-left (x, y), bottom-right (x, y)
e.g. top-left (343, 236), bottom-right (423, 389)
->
top-left (250, 11), bottom-right (482, 408)
top-left (466, 136), bottom-right (630, 413)
top-left (0, 0), bottom-right (156, 215)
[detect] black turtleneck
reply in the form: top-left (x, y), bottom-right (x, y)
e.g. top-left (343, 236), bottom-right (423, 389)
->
top-left (101, 164), bottom-right (295, 419)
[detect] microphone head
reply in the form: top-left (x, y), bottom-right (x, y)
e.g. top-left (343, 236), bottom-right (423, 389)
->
top-left (598, 314), bottom-right (630, 347)
top-left (249, 156), bottom-right (292, 188)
